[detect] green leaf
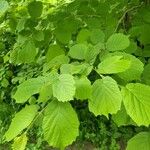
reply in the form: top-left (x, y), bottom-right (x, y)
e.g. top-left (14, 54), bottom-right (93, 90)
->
top-left (5, 105), bottom-right (38, 141)
top-left (42, 100), bottom-right (79, 149)
top-left (106, 33), bottom-right (130, 51)
top-left (69, 44), bottom-right (88, 60)
top-left (75, 77), bottom-right (92, 100)
top-left (46, 44), bottom-right (64, 62)
top-left (18, 40), bottom-right (37, 63)
top-left (55, 28), bottom-right (71, 44)
top-left (38, 84), bottom-right (53, 103)
top-left (60, 63), bottom-right (92, 76)
top-left (126, 132), bottom-right (150, 150)
top-left (90, 29), bottom-right (105, 45)
top-left (89, 76), bottom-right (122, 117)
top-left (0, 0), bottom-right (9, 15)
top-left (142, 64), bottom-right (150, 85)
top-left (13, 77), bottom-right (46, 103)
top-left (12, 134), bottom-right (28, 150)
top-left (112, 104), bottom-right (136, 127)
top-left (52, 74), bottom-right (76, 102)
top-left (28, 1), bottom-right (43, 18)
top-left (122, 83), bottom-right (150, 126)
top-left (97, 55), bottom-right (131, 74)
top-left (43, 55), bottom-right (70, 72)
top-left (77, 29), bottom-right (91, 43)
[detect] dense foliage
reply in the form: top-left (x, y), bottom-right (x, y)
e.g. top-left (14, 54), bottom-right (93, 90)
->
top-left (0, 0), bottom-right (150, 149)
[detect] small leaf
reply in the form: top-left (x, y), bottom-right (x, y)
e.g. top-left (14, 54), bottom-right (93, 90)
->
top-left (126, 132), bottom-right (150, 150)
top-left (97, 55), bottom-right (131, 74)
top-left (89, 76), bottom-right (122, 117)
top-left (52, 74), bottom-right (76, 102)
top-left (12, 134), bottom-right (28, 150)
top-left (106, 33), bottom-right (130, 51)
top-left (42, 100), bottom-right (79, 149)
top-left (5, 105), bottom-right (38, 141)
top-left (122, 83), bottom-right (150, 126)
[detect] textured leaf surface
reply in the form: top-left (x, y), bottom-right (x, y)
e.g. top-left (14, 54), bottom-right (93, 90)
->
top-left (89, 76), bottom-right (122, 116)
top-left (97, 55), bottom-right (131, 74)
top-left (5, 105), bottom-right (38, 141)
top-left (12, 134), bottom-right (28, 150)
top-left (122, 83), bottom-right (150, 126)
top-left (52, 74), bottom-right (76, 102)
top-left (106, 33), bottom-right (130, 51)
top-left (42, 100), bottom-right (79, 149)
top-left (126, 132), bottom-right (150, 150)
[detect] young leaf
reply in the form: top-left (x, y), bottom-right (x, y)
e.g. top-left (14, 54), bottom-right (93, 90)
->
top-left (89, 76), bottom-right (122, 117)
top-left (12, 134), bottom-right (28, 150)
top-left (106, 33), bottom-right (130, 51)
top-left (5, 105), bottom-right (38, 141)
top-left (52, 74), bottom-right (76, 102)
top-left (126, 132), bottom-right (150, 150)
top-left (122, 83), bottom-right (150, 126)
top-left (97, 55), bottom-right (131, 74)
top-left (42, 100), bottom-right (79, 149)
top-left (75, 77), bottom-right (92, 100)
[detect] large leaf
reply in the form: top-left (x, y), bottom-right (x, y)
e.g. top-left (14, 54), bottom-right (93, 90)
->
top-left (13, 77), bottom-right (46, 103)
top-left (106, 33), bottom-right (130, 51)
top-left (97, 55), bottom-right (131, 74)
top-left (52, 74), bottom-right (76, 102)
top-left (126, 132), bottom-right (150, 150)
top-left (42, 100), bottom-right (79, 149)
top-left (89, 76), bottom-right (122, 117)
top-left (122, 83), bottom-right (150, 126)
top-left (12, 134), bottom-right (28, 150)
top-left (5, 105), bottom-right (38, 141)
top-left (75, 77), bottom-right (92, 100)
